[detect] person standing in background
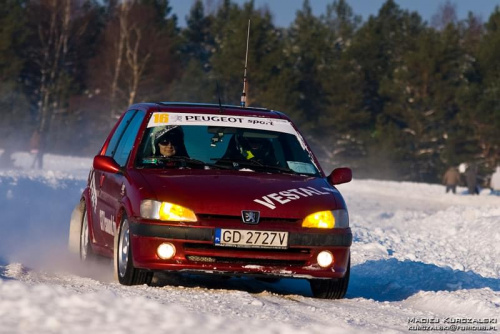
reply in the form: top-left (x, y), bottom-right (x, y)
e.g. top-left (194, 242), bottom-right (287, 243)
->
top-left (30, 129), bottom-right (44, 169)
top-left (465, 163), bottom-right (479, 195)
top-left (490, 166), bottom-right (500, 195)
top-left (442, 166), bottom-right (461, 194)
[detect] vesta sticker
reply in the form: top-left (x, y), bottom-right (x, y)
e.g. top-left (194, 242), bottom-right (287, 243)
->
top-left (253, 187), bottom-right (336, 210)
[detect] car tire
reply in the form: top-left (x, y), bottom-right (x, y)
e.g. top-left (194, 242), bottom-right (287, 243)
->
top-left (115, 216), bottom-right (153, 285)
top-left (80, 205), bottom-right (95, 262)
top-left (309, 256), bottom-right (350, 299)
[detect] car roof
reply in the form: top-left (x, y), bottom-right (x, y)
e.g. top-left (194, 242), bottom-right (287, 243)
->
top-left (129, 102), bottom-right (290, 120)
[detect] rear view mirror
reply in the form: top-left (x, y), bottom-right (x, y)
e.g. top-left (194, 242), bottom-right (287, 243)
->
top-left (328, 167), bottom-right (352, 185)
top-left (93, 155), bottom-right (121, 174)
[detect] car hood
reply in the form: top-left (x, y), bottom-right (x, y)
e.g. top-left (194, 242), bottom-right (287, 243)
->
top-left (138, 170), bottom-right (342, 219)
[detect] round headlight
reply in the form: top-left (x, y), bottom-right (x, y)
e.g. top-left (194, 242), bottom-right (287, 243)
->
top-left (317, 250), bottom-right (334, 268)
top-left (157, 243), bottom-right (176, 260)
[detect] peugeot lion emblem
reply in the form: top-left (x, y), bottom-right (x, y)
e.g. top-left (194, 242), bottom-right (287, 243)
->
top-left (242, 210), bottom-right (260, 224)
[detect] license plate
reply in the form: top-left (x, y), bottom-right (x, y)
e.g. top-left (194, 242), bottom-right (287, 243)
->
top-left (214, 228), bottom-right (288, 249)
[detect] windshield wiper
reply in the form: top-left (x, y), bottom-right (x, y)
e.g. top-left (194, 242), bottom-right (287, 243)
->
top-left (139, 156), bottom-right (206, 168)
top-left (157, 156), bottom-right (206, 164)
top-left (140, 156), bottom-right (234, 170)
top-left (211, 158), bottom-right (297, 174)
top-left (210, 158), bottom-right (264, 167)
top-left (211, 158), bottom-right (263, 168)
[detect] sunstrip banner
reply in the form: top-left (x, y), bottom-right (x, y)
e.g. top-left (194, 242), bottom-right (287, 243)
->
top-left (147, 112), bottom-right (297, 135)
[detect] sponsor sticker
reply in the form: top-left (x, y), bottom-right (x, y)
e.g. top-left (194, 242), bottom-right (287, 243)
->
top-left (253, 186), bottom-right (337, 210)
top-left (89, 169), bottom-right (98, 213)
top-left (99, 210), bottom-right (115, 236)
top-left (148, 112), bottom-right (297, 134)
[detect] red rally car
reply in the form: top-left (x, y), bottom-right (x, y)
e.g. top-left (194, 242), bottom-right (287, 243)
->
top-left (68, 102), bottom-right (352, 299)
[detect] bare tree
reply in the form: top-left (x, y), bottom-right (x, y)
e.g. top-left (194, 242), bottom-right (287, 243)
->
top-left (431, 0), bottom-right (458, 30)
top-left (24, 0), bottom-right (98, 164)
top-left (36, 0), bottom-right (71, 136)
top-left (109, 1), bottom-right (131, 118)
top-left (124, 23), bottom-right (152, 106)
top-left (88, 0), bottom-right (179, 123)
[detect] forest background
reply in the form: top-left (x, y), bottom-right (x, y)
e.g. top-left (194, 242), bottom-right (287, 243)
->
top-left (0, 0), bottom-right (499, 183)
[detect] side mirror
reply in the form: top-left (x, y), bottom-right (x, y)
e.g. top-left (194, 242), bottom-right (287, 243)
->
top-left (328, 167), bottom-right (352, 185)
top-left (93, 155), bottom-right (121, 174)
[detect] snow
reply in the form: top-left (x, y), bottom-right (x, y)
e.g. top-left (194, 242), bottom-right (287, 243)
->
top-left (0, 151), bottom-right (499, 333)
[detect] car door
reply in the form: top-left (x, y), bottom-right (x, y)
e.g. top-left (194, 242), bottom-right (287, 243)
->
top-left (91, 110), bottom-right (143, 249)
top-left (99, 110), bottom-right (145, 249)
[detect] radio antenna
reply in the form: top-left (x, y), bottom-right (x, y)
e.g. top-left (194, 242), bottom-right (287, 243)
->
top-left (240, 19), bottom-right (251, 107)
top-left (216, 80), bottom-right (223, 114)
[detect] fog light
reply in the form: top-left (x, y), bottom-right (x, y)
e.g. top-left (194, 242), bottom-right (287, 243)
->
top-left (157, 243), bottom-right (176, 260)
top-left (317, 251), bottom-right (334, 268)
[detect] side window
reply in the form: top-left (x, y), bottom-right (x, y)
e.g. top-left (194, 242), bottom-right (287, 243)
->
top-left (105, 110), bottom-right (137, 157)
top-left (113, 111), bottom-right (145, 167)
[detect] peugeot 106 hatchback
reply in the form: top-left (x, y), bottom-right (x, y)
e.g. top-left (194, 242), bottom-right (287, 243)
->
top-left (68, 102), bottom-right (352, 299)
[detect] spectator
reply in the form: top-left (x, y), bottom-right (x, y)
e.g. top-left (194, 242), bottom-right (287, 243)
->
top-left (490, 166), bottom-right (500, 195)
top-left (442, 166), bottom-right (460, 194)
top-left (465, 163), bottom-right (479, 195)
top-left (30, 129), bottom-right (44, 169)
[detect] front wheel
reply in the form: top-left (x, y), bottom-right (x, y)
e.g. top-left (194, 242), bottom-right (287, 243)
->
top-left (114, 216), bottom-right (153, 285)
top-left (309, 257), bottom-right (350, 299)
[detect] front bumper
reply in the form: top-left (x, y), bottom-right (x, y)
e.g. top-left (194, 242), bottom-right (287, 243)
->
top-left (130, 222), bottom-right (352, 279)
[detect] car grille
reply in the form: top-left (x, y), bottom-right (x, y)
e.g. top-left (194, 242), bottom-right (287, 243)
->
top-left (186, 256), bottom-right (306, 266)
top-left (184, 243), bottom-right (310, 266)
top-left (197, 214), bottom-right (299, 224)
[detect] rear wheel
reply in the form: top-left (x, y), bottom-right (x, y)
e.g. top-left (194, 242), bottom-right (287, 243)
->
top-left (80, 207), bottom-right (95, 262)
top-left (309, 257), bottom-right (350, 299)
top-left (115, 216), bottom-right (153, 285)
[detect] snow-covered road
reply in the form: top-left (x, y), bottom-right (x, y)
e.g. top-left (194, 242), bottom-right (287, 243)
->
top-left (0, 152), bottom-right (499, 333)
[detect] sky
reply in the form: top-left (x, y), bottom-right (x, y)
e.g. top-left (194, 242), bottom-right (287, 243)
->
top-left (169, 0), bottom-right (500, 27)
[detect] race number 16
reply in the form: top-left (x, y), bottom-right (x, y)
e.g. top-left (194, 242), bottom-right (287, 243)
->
top-left (153, 113), bottom-right (169, 123)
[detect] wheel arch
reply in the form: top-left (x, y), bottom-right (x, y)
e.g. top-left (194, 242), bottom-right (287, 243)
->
top-left (113, 197), bottom-right (133, 281)
top-left (116, 196), bottom-right (134, 231)
top-left (69, 188), bottom-right (98, 254)
top-left (82, 188), bottom-right (99, 246)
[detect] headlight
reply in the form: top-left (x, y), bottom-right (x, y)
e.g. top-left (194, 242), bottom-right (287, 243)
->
top-left (140, 200), bottom-right (197, 222)
top-left (302, 209), bottom-right (349, 229)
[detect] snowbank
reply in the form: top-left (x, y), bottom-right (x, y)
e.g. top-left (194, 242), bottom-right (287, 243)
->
top-left (0, 152), bottom-right (499, 333)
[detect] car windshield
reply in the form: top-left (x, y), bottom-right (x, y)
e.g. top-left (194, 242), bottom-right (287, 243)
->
top-left (135, 120), bottom-right (320, 176)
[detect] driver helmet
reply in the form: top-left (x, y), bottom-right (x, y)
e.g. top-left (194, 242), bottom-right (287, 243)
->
top-left (235, 135), bottom-right (272, 161)
top-left (152, 126), bottom-right (185, 156)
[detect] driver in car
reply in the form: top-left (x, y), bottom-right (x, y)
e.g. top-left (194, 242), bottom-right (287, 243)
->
top-left (154, 126), bottom-right (189, 158)
top-left (225, 134), bottom-right (279, 166)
